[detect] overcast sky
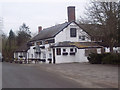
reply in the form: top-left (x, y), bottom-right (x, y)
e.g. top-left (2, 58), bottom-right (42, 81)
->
top-left (0, 0), bottom-right (90, 35)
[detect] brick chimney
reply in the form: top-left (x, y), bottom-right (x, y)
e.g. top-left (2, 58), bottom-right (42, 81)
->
top-left (67, 6), bottom-right (76, 22)
top-left (38, 26), bottom-right (42, 33)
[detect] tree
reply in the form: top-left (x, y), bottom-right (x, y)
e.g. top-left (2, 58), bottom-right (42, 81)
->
top-left (8, 29), bottom-right (16, 47)
top-left (118, 1), bottom-right (120, 44)
top-left (2, 23), bottom-right (31, 61)
top-left (80, 2), bottom-right (119, 53)
top-left (17, 23), bottom-right (31, 46)
top-left (2, 30), bottom-right (17, 61)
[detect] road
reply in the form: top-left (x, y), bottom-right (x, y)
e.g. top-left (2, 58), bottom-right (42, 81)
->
top-left (2, 62), bottom-right (82, 88)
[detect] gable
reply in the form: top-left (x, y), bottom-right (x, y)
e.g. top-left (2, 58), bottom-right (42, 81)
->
top-left (29, 21), bottom-right (91, 42)
top-left (29, 22), bottom-right (71, 42)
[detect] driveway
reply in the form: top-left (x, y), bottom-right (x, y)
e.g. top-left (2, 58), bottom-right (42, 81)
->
top-left (27, 62), bottom-right (119, 88)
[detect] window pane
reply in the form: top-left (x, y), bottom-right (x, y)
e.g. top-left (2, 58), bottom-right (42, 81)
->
top-left (70, 28), bottom-right (76, 37)
top-left (63, 49), bottom-right (66, 52)
top-left (56, 48), bottom-right (61, 55)
top-left (82, 36), bottom-right (85, 40)
top-left (70, 48), bottom-right (73, 52)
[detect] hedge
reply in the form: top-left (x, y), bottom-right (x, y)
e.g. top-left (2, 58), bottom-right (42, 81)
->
top-left (87, 53), bottom-right (120, 64)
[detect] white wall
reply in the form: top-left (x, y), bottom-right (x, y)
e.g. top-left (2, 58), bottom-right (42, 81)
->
top-left (27, 46), bottom-right (35, 59)
top-left (55, 22), bottom-right (91, 43)
top-left (55, 47), bottom-right (90, 64)
top-left (75, 49), bottom-right (88, 62)
top-left (27, 44), bottom-right (53, 63)
top-left (14, 52), bottom-right (26, 60)
top-left (55, 47), bottom-right (76, 63)
top-left (105, 47), bottom-right (120, 53)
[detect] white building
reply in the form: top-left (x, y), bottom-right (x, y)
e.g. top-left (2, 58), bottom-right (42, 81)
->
top-left (14, 6), bottom-right (104, 64)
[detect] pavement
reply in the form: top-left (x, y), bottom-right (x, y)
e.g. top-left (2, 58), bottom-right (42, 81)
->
top-left (25, 62), bottom-right (119, 88)
top-left (2, 62), bottom-right (82, 88)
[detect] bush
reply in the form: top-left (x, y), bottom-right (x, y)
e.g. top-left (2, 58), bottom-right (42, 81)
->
top-left (102, 53), bottom-right (120, 64)
top-left (87, 53), bottom-right (103, 64)
top-left (87, 53), bottom-right (120, 64)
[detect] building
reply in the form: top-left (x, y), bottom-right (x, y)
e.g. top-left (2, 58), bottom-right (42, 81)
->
top-left (14, 43), bottom-right (29, 63)
top-left (14, 6), bottom-right (104, 64)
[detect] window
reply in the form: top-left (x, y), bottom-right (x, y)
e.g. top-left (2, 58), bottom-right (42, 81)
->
top-left (63, 49), bottom-right (66, 52)
top-left (79, 35), bottom-right (85, 40)
top-left (79, 36), bottom-right (81, 39)
top-left (31, 54), bottom-right (33, 58)
top-left (49, 53), bottom-right (52, 58)
top-left (43, 53), bottom-right (46, 58)
top-left (70, 48), bottom-right (73, 52)
top-left (56, 48), bottom-right (61, 55)
top-left (62, 49), bottom-right (68, 55)
top-left (75, 48), bottom-right (77, 52)
top-left (85, 49), bottom-right (97, 56)
top-left (82, 36), bottom-right (85, 40)
top-left (15, 53), bottom-right (18, 58)
top-left (70, 28), bottom-right (76, 37)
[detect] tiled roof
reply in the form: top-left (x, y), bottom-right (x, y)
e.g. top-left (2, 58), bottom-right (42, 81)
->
top-left (15, 43), bottom-right (30, 52)
top-left (79, 24), bottom-right (104, 37)
top-left (29, 21), bottom-right (104, 42)
top-left (51, 42), bottom-right (103, 48)
top-left (29, 22), bottom-right (72, 42)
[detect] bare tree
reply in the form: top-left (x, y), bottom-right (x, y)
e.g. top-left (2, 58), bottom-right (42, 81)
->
top-left (118, 1), bottom-right (120, 44)
top-left (79, 1), bottom-right (119, 53)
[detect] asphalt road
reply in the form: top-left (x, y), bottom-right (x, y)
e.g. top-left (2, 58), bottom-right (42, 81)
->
top-left (2, 62), bottom-right (82, 88)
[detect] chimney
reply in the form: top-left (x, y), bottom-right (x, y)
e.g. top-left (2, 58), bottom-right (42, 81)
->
top-left (38, 26), bottom-right (42, 33)
top-left (67, 6), bottom-right (76, 22)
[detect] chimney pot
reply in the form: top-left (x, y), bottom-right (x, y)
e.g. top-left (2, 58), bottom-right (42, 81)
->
top-left (67, 6), bottom-right (76, 22)
top-left (38, 26), bottom-right (42, 33)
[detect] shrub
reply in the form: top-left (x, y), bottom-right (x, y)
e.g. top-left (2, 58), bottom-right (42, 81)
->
top-left (88, 53), bottom-right (120, 64)
top-left (102, 53), bottom-right (120, 64)
top-left (87, 53), bottom-right (103, 64)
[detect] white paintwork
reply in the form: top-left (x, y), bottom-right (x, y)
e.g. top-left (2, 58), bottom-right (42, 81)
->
top-left (97, 48), bottom-right (101, 54)
top-left (75, 49), bottom-right (88, 62)
top-left (55, 47), bottom-right (76, 63)
top-left (14, 52), bottom-right (26, 61)
top-left (14, 22), bottom-right (103, 64)
top-left (55, 22), bottom-right (91, 43)
top-left (105, 47), bottom-right (120, 53)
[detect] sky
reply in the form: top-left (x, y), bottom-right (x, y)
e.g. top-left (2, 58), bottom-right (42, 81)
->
top-left (0, 0), bottom-right (90, 36)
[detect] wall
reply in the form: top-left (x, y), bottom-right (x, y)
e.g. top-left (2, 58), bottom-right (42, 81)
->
top-left (27, 43), bottom-right (53, 63)
top-left (55, 47), bottom-right (76, 63)
top-left (55, 22), bottom-right (91, 43)
top-left (105, 47), bottom-right (120, 53)
top-left (75, 49), bottom-right (88, 62)
top-left (14, 52), bottom-right (26, 60)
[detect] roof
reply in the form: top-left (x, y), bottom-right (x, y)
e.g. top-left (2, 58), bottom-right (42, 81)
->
top-left (15, 43), bottom-right (30, 52)
top-left (51, 42), bottom-right (103, 49)
top-left (29, 21), bottom-right (72, 42)
top-left (29, 21), bottom-right (104, 42)
top-left (79, 24), bottom-right (104, 37)
top-left (96, 42), bottom-right (120, 47)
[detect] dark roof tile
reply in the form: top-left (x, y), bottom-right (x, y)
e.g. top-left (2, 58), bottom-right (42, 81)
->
top-left (30, 22), bottom-right (71, 42)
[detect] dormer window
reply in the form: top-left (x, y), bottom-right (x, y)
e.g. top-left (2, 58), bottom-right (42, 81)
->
top-left (70, 28), bottom-right (76, 37)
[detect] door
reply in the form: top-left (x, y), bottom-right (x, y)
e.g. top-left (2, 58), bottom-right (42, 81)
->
top-left (53, 49), bottom-right (55, 64)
